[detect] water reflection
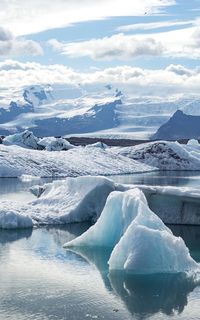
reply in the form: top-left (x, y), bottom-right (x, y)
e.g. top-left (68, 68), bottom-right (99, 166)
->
top-left (67, 242), bottom-right (200, 319)
top-left (0, 224), bottom-right (200, 320)
top-left (109, 272), bottom-right (197, 319)
top-left (0, 228), bottom-right (33, 244)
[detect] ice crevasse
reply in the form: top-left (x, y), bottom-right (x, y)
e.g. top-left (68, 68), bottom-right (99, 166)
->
top-left (64, 188), bottom-right (200, 274)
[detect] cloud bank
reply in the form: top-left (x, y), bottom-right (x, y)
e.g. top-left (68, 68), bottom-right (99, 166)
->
top-left (1, 60), bottom-right (200, 99)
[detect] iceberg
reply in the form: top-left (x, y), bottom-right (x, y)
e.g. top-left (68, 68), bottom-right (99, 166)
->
top-left (30, 176), bottom-right (115, 224)
top-left (112, 141), bottom-right (200, 170)
top-left (0, 144), bottom-right (154, 177)
top-left (0, 176), bottom-right (116, 226)
top-left (85, 142), bottom-right (108, 149)
top-left (38, 137), bottom-right (75, 151)
top-left (187, 139), bottom-right (200, 146)
top-left (3, 130), bottom-right (41, 150)
top-left (123, 184), bottom-right (200, 225)
top-left (65, 188), bottom-right (199, 273)
top-left (0, 208), bottom-right (33, 229)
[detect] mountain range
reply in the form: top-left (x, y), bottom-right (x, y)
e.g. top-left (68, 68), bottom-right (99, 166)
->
top-left (0, 84), bottom-right (200, 138)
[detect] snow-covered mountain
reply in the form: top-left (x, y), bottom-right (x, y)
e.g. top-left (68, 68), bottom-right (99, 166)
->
top-left (1, 84), bottom-right (200, 138)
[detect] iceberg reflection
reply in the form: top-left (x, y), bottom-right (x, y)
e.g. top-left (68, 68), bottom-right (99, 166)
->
top-left (67, 246), bottom-right (200, 318)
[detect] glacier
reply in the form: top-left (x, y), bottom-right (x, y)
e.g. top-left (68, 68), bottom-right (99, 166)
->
top-left (2, 84), bottom-right (200, 139)
top-left (65, 188), bottom-right (199, 274)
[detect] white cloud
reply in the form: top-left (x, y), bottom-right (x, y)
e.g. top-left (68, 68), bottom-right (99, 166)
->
top-left (117, 20), bottom-right (194, 32)
top-left (49, 34), bottom-right (164, 60)
top-left (0, 27), bottom-right (43, 57)
top-left (1, 60), bottom-right (200, 99)
top-left (0, 0), bottom-right (176, 36)
top-left (48, 22), bottom-right (200, 60)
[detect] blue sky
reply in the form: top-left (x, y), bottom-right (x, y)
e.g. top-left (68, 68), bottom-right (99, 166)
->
top-left (1, 0), bottom-right (200, 98)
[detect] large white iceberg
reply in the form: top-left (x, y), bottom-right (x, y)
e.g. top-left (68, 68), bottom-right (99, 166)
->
top-left (0, 144), bottom-right (154, 177)
top-left (65, 188), bottom-right (199, 273)
top-left (111, 141), bottom-right (200, 170)
top-left (30, 176), bottom-right (115, 224)
top-left (0, 176), bottom-right (116, 227)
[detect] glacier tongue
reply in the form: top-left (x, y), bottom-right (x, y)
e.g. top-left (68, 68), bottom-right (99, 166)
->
top-left (65, 188), bottom-right (199, 274)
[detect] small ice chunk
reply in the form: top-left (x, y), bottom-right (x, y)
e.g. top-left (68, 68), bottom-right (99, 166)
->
top-left (85, 142), bottom-right (108, 150)
top-left (0, 210), bottom-right (33, 229)
top-left (187, 139), bottom-right (199, 146)
top-left (38, 137), bottom-right (74, 151)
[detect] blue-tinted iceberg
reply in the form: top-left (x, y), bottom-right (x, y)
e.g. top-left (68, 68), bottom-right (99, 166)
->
top-left (65, 188), bottom-right (199, 273)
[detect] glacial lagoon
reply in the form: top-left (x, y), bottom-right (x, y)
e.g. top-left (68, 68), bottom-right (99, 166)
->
top-left (0, 172), bottom-right (200, 320)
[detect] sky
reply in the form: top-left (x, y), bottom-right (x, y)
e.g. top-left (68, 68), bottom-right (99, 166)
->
top-left (1, 0), bottom-right (200, 98)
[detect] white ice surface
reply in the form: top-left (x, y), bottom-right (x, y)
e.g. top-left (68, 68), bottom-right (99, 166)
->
top-left (65, 188), bottom-right (199, 274)
top-left (111, 141), bottom-right (200, 170)
top-left (38, 137), bottom-right (74, 151)
top-left (0, 176), bottom-right (117, 227)
top-left (0, 209), bottom-right (33, 229)
top-left (3, 130), bottom-right (40, 150)
top-left (0, 144), bottom-right (154, 178)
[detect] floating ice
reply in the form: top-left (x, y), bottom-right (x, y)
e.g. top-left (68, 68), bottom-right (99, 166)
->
top-left (187, 139), bottom-right (199, 146)
top-left (0, 144), bottom-right (154, 177)
top-left (85, 142), bottom-right (108, 150)
top-left (30, 176), bottom-right (116, 224)
top-left (38, 137), bottom-right (74, 151)
top-left (65, 188), bottom-right (199, 273)
top-left (121, 184), bottom-right (200, 225)
top-left (0, 176), bottom-right (116, 225)
top-left (3, 130), bottom-right (41, 150)
top-left (112, 141), bottom-right (200, 170)
top-left (0, 209), bottom-right (33, 229)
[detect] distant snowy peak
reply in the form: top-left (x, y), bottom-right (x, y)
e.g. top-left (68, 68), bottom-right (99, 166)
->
top-left (23, 84), bottom-right (54, 107)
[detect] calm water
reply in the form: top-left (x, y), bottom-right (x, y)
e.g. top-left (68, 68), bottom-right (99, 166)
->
top-left (0, 225), bottom-right (200, 320)
top-left (0, 172), bottom-right (200, 319)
